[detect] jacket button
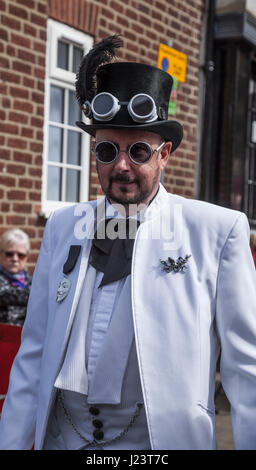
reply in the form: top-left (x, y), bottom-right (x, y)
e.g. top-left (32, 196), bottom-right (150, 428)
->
top-left (92, 419), bottom-right (103, 428)
top-left (93, 429), bottom-right (104, 440)
top-left (89, 406), bottom-right (100, 416)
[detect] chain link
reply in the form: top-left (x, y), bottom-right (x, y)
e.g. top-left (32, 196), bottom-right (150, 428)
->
top-left (58, 390), bottom-right (143, 449)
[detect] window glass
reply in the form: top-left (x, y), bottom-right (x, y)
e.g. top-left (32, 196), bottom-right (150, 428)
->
top-left (50, 86), bottom-right (64, 123)
top-left (68, 90), bottom-right (81, 125)
top-left (47, 166), bottom-right (62, 200)
top-left (57, 40), bottom-right (69, 70)
top-left (48, 126), bottom-right (63, 162)
top-left (66, 169), bottom-right (80, 202)
top-left (73, 46), bottom-right (83, 73)
top-left (67, 130), bottom-right (81, 166)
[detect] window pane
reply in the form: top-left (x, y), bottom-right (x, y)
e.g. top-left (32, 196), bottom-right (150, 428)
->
top-left (50, 86), bottom-right (64, 123)
top-left (73, 46), bottom-right (83, 73)
top-left (67, 130), bottom-right (81, 166)
top-left (47, 166), bottom-right (62, 201)
top-left (48, 126), bottom-right (63, 162)
top-left (66, 169), bottom-right (80, 202)
top-left (68, 90), bottom-right (81, 125)
top-left (57, 40), bottom-right (69, 70)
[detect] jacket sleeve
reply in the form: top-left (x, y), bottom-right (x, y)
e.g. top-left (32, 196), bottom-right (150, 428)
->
top-left (0, 213), bottom-right (53, 449)
top-left (216, 212), bottom-right (256, 449)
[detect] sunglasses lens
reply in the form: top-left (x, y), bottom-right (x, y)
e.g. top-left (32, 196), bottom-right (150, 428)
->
top-left (5, 251), bottom-right (26, 259)
top-left (95, 141), bottom-right (117, 163)
top-left (129, 142), bottom-right (152, 163)
top-left (131, 95), bottom-right (154, 118)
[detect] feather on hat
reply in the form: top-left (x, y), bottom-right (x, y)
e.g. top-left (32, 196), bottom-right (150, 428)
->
top-left (75, 35), bottom-right (123, 107)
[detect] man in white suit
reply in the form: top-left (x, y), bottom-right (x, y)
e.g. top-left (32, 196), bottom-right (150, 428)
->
top-left (1, 36), bottom-right (256, 450)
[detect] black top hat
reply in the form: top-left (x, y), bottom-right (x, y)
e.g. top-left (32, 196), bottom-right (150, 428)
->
top-left (75, 37), bottom-right (183, 152)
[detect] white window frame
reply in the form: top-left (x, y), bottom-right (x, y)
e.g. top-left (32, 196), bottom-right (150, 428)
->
top-left (42, 19), bottom-right (93, 216)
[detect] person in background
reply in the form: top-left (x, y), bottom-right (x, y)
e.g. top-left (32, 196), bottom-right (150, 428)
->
top-left (0, 229), bottom-right (32, 326)
top-left (250, 233), bottom-right (256, 268)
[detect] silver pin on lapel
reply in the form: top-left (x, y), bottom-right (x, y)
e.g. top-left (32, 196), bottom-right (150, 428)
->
top-left (56, 277), bottom-right (71, 303)
top-left (160, 254), bottom-right (191, 273)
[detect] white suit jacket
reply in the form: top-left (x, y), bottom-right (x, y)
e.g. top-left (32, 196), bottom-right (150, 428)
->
top-left (0, 184), bottom-right (256, 450)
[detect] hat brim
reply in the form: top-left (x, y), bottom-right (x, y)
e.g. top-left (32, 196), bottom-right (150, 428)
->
top-left (76, 120), bottom-right (183, 153)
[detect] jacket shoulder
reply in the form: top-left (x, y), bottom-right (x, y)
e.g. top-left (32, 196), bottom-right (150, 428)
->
top-left (168, 193), bottom-right (248, 238)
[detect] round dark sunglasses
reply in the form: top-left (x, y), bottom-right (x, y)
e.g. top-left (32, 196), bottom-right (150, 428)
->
top-left (4, 251), bottom-right (27, 259)
top-left (92, 141), bottom-right (165, 165)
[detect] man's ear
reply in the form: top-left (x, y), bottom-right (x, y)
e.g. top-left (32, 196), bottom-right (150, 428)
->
top-left (159, 142), bottom-right (172, 170)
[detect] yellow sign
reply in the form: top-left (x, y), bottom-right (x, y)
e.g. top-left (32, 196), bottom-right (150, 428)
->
top-left (157, 43), bottom-right (187, 83)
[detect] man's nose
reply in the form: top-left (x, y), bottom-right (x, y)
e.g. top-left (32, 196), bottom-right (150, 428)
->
top-left (113, 150), bottom-right (131, 171)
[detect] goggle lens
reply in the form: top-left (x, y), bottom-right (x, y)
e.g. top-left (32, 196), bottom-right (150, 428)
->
top-left (131, 95), bottom-right (154, 118)
top-left (93, 94), bottom-right (114, 115)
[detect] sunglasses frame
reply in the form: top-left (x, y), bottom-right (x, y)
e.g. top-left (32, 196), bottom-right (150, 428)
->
top-left (4, 251), bottom-right (28, 260)
top-left (92, 140), bottom-right (165, 165)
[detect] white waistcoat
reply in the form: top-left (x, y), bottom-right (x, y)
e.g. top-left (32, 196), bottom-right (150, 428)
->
top-left (45, 270), bottom-right (151, 450)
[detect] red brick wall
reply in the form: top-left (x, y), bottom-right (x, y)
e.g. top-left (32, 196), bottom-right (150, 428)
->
top-left (0, 0), bottom-right (48, 270)
top-left (0, 0), bottom-right (205, 269)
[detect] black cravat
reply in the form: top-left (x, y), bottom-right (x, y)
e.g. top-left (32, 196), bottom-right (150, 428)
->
top-left (89, 218), bottom-right (140, 287)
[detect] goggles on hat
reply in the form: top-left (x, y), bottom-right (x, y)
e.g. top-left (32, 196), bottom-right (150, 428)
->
top-left (92, 140), bottom-right (165, 165)
top-left (83, 92), bottom-right (158, 123)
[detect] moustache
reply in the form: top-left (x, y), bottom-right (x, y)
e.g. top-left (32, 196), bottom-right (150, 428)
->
top-left (110, 174), bottom-right (139, 184)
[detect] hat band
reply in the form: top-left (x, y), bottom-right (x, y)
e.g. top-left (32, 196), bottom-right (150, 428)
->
top-left (83, 92), bottom-right (159, 123)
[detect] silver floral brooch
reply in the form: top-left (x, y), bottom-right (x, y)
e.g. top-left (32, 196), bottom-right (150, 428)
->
top-left (160, 254), bottom-right (191, 273)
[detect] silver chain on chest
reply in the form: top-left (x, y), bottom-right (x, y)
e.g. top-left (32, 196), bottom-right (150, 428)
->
top-left (57, 390), bottom-right (143, 449)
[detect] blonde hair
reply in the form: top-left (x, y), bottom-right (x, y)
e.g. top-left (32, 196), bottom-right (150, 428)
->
top-left (0, 229), bottom-right (30, 253)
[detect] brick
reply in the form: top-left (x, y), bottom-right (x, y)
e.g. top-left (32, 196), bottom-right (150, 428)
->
top-left (23, 76), bottom-right (35, 88)
top-left (9, 112), bottom-right (29, 124)
top-left (18, 0), bottom-right (35, 8)
top-left (1, 71), bottom-right (21, 84)
top-left (7, 215), bottom-right (26, 225)
top-left (13, 60), bottom-right (32, 75)
top-left (24, 23), bottom-right (37, 37)
top-left (2, 14), bottom-right (21, 31)
top-left (7, 137), bottom-right (27, 149)
top-left (7, 190), bottom-right (26, 200)
top-left (13, 100), bottom-right (33, 113)
top-left (29, 141), bottom-right (43, 152)
top-left (19, 178), bottom-right (33, 188)
top-left (9, 4), bottom-right (28, 20)
top-left (0, 0), bottom-right (6, 11)
top-left (31, 91), bottom-right (44, 104)
top-left (0, 56), bottom-right (9, 68)
top-left (13, 202), bottom-right (32, 213)
top-left (30, 13), bottom-right (46, 27)
top-left (9, 87), bottom-right (29, 99)
top-left (6, 44), bottom-right (15, 57)
top-left (0, 148), bottom-right (10, 160)
top-left (0, 175), bottom-right (16, 187)
top-left (11, 33), bottom-right (31, 49)
top-left (29, 167), bottom-right (42, 178)
top-left (18, 49), bottom-right (36, 63)
top-left (0, 122), bottom-right (19, 135)
top-left (1, 203), bottom-right (10, 212)
top-left (13, 153), bottom-right (32, 167)
top-left (6, 164), bottom-right (26, 175)
top-left (29, 191), bottom-right (41, 201)
top-left (21, 127), bottom-right (34, 139)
